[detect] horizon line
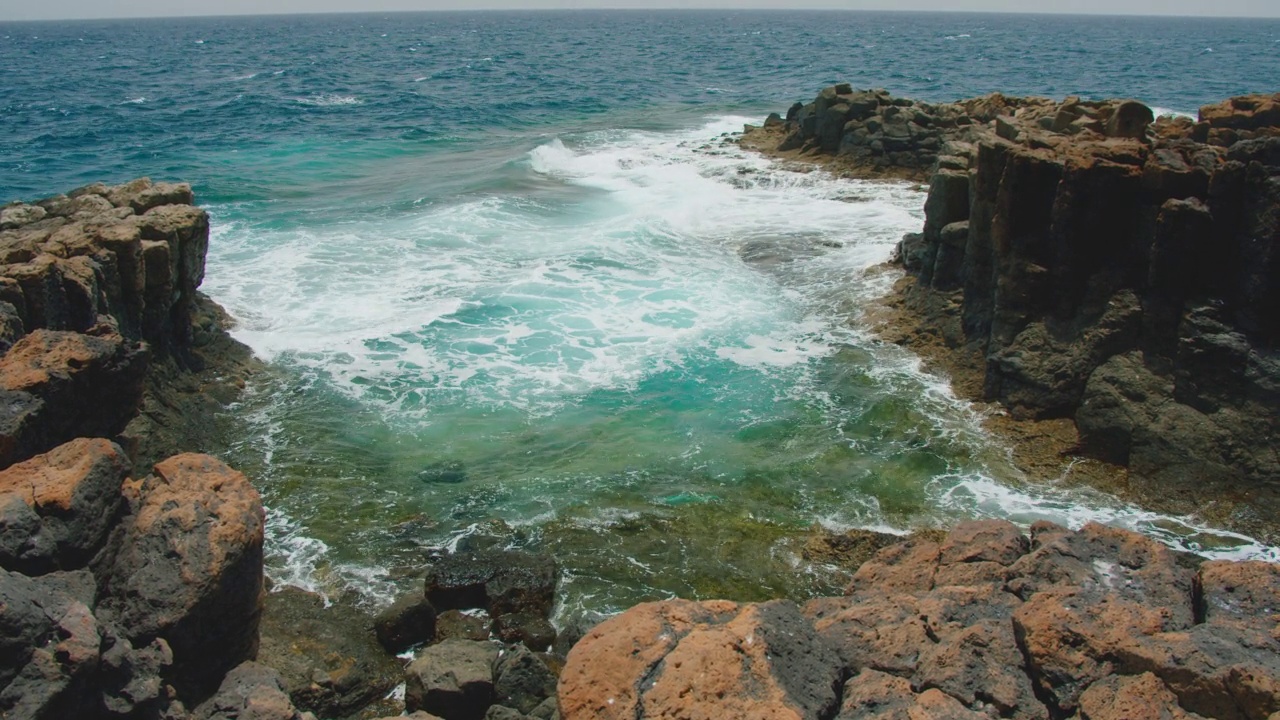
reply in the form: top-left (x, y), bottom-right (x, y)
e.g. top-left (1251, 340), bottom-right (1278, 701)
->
top-left (4, 7), bottom-right (1280, 23)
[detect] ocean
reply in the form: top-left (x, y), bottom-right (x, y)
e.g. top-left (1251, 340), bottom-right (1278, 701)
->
top-left (3, 10), bottom-right (1279, 622)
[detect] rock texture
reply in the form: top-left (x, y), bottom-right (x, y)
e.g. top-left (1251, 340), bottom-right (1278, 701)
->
top-left (559, 520), bottom-right (1280, 720)
top-left (0, 180), bottom-right (308, 720)
top-left (750, 88), bottom-right (1280, 517)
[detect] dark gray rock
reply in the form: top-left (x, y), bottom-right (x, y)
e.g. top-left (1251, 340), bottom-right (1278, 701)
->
top-left (374, 592), bottom-right (438, 654)
top-left (192, 662), bottom-right (318, 720)
top-left (425, 549), bottom-right (558, 620)
top-left (405, 639), bottom-right (500, 720)
top-left (493, 645), bottom-right (557, 715)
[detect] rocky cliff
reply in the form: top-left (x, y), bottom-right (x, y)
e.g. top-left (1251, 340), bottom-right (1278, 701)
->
top-left (0, 181), bottom-right (315, 719)
top-left (746, 88), bottom-right (1280, 523)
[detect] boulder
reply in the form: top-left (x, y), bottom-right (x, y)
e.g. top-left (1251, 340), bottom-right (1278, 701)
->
top-left (425, 549), bottom-right (558, 620)
top-left (0, 438), bottom-right (130, 574)
top-left (493, 644), bottom-right (557, 715)
top-left (0, 205), bottom-right (48, 231)
top-left (559, 599), bottom-right (841, 720)
top-left (493, 611), bottom-right (556, 652)
top-left (257, 587), bottom-right (401, 717)
top-left (97, 453), bottom-right (264, 699)
top-left (0, 330), bottom-right (147, 469)
top-left (436, 609), bottom-right (493, 643)
top-left (192, 662), bottom-right (318, 720)
top-left (1106, 100), bottom-right (1156, 139)
top-left (374, 592), bottom-right (438, 654)
top-left (405, 639), bottom-right (500, 720)
top-left (0, 568), bottom-right (101, 719)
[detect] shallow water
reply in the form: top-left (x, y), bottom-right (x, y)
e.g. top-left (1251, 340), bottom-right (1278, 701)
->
top-left (4, 11), bottom-right (1279, 622)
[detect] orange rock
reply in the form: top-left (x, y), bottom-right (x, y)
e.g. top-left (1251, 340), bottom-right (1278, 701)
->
top-left (559, 600), bottom-right (839, 720)
top-left (0, 438), bottom-right (129, 572)
top-left (98, 453), bottom-right (265, 699)
top-left (1079, 673), bottom-right (1208, 720)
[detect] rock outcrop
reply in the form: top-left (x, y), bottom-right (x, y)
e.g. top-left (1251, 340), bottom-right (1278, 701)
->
top-left (559, 520), bottom-right (1280, 720)
top-left (749, 87), bottom-right (1280, 516)
top-left (0, 180), bottom-right (310, 720)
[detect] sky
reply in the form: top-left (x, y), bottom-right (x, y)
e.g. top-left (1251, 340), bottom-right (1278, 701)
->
top-left (2, 0), bottom-right (1279, 21)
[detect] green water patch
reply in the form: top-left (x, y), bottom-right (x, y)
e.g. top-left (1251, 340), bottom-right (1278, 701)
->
top-left (221, 340), bottom-right (999, 618)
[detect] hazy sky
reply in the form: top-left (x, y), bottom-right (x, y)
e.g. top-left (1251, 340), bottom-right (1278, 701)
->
top-left (3, 0), bottom-right (1279, 22)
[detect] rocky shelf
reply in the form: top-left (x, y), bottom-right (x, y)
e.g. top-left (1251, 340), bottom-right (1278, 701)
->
top-left (2, 84), bottom-right (1279, 719)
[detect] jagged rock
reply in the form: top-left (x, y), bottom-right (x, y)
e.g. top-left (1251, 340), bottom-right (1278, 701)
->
top-left (836, 670), bottom-right (989, 719)
top-left (493, 611), bottom-right (556, 652)
top-left (425, 549), bottom-right (558, 620)
top-left (0, 330), bottom-right (148, 469)
top-left (436, 609), bottom-right (493, 643)
top-left (98, 630), bottom-right (173, 716)
top-left (0, 205), bottom-right (47, 231)
top-left (405, 639), bottom-right (500, 720)
top-left (0, 438), bottom-right (130, 574)
top-left (1005, 522), bottom-right (1196, 624)
top-left (192, 662), bottom-right (318, 720)
top-left (559, 599), bottom-right (841, 720)
top-left (97, 453), bottom-right (264, 699)
top-left (0, 568), bottom-right (100, 719)
top-left (374, 592), bottom-right (438, 654)
top-left (258, 587), bottom-right (400, 717)
top-left (1078, 673), bottom-right (1209, 720)
top-left (493, 645), bottom-right (557, 715)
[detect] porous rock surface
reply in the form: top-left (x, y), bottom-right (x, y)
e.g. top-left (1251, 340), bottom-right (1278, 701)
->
top-left (558, 520), bottom-right (1280, 720)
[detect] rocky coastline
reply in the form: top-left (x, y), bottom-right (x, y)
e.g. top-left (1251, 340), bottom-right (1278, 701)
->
top-left (3, 84), bottom-right (1279, 720)
top-left (742, 87), bottom-right (1280, 542)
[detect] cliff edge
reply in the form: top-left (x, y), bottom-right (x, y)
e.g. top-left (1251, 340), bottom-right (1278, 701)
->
top-left (744, 88), bottom-right (1280, 531)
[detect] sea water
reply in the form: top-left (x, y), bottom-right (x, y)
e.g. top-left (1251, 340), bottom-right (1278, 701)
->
top-left (3, 11), bottom-right (1278, 621)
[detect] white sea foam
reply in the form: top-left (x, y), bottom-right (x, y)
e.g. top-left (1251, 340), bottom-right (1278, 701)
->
top-left (294, 94), bottom-right (363, 106)
top-left (208, 113), bottom-right (1279, 603)
top-left (1153, 106), bottom-right (1196, 120)
top-left (209, 116), bottom-right (924, 418)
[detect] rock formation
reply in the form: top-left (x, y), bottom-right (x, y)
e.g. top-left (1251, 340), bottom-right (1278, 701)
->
top-left (746, 88), bottom-right (1280, 518)
top-left (558, 520), bottom-right (1280, 720)
top-left (0, 180), bottom-right (313, 720)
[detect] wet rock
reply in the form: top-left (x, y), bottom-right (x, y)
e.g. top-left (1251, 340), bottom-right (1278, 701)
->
top-left (258, 587), bottom-right (401, 718)
top-left (425, 548), bottom-right (558, 620)
top-left (374, 592), bottom-right (438, 654)
top-left (493, 644), bottom-right (557, 715)
top-left (493, 611), bottom-right (556, 652)
top-left (0, 330), bottom-right (148, 469)
top-left (0, 438), bottom-right (129, 574)
top-left (436, 609), bottom-right (493, 643)
top-left (97, 453), bottom-right (264, 699)
top-left (405, 639), bottom-right (500, 720)
top-left (192, 661), bottom-right (318, 720)
top-left (559, 599), bottom-right (841, 720)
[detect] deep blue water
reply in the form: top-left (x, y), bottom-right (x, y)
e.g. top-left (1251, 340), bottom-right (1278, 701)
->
top-left (2, 12), bottom-right (1278, 617)
top-left (3, 11), bottom-right (1278, 202)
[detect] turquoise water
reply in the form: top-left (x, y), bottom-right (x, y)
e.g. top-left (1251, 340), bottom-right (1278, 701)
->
top-left (4, 11), bottom-right (1279, 620)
